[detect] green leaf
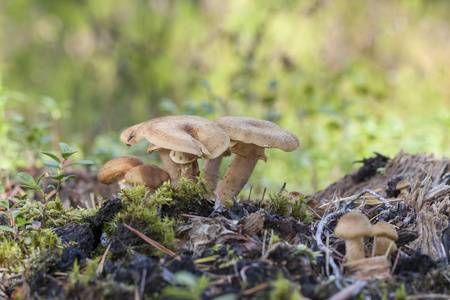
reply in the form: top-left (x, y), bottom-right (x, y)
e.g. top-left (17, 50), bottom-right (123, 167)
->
top-left (61, 175), bottom-right (77, 182)
top-left (24, 237), bottom-right (32, 244)
top-left (0, 225), bottom-right (16, 234)
top-left (67, 160), bottom-right (95, 167)
top-left (62, 151), bottom-right (77, 160)
top-left (60, 142), bottom-right (77, 155)
top-left (43, 160), bottom-right (60, 169)
top-left (59, 142), bottom-right (70, 153)
top-left (0, 199), bottom-right (9, 209)
top-left (13, 194), bottom-right (28, 201)
top-left (0, 211), bottom-right (10, 216)
top-left (42, 151), bottom-right (61, 163)
top-left (11, 199), bottom-right (28, 210)
top-left (36, 171), bottom-right (47, 184)
top-left (17, 172), bottom-right (36, 185)
top-left (50, 173), bottom-right (65, 181)
top-left (20, 185), bottom-right (38, 191)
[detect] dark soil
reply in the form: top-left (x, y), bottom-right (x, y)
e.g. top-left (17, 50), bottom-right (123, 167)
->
top-left (2, 150), bottom-right (450, 299)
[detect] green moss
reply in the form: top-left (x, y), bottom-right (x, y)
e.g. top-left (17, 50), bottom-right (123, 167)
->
top-left (151, 174), bottom-right (210, 209)
top-left (0, 236), bottom-right (24, 271)
top-left (269, 273), bottom-right (303, 300)
top-left (25, 198), bottom-right (94, 228)
top-left (114, 203), bottom-right (177, 256)
top-left (22, 227), bottom-right (63, 249)
top-left (266, 191), bottom-right (312, 224)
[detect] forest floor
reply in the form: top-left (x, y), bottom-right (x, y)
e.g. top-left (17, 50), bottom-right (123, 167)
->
top-left (1, 150), bottom-right (449, 299)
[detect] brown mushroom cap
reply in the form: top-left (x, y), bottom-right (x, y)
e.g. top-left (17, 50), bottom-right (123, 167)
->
top-left (334, 211), bottom-right (373, 239)
top-left (97, 156), bottom-right (143, 185)
top-left (124, 164), bottom-right (170, 188)
top-left (139, 115), bottom-right (230, 159)
top-left (370, 222), bottom-right (398, 240)
top-left (214, 116), bottom-right (300, 153)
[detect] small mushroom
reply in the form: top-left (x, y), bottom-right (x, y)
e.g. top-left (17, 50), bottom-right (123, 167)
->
top-left (396, 180), bottom-right (411, 198)
top-left (334, 211), bottom-right (373, 262)
top-left (122, 115), bottom-right (230, 184)
top-left (212, 117), bottom-right (299, 203)
top-left (124, 164), bottom-right (170, 190)
top-left (370, 222), bottom-right (398, 256)
top-left (97, 156), bottom-right (143, 188)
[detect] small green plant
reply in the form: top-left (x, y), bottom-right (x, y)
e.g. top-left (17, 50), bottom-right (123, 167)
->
top-left (0, 198), bottom-right (33, 254)
top-left (161, 271), bottom-right (210, 300)
top-left (269, 273), bottom-right (303, 300)
top-left (395, 283), bottom-right (407, 300)
top-left (17, 143), bottom-right (94, 201)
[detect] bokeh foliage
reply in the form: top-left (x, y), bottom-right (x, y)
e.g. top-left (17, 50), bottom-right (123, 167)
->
top-left (2, 0), bottom-right (450, 195)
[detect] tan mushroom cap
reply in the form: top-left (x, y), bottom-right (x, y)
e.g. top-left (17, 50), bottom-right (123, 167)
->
top-left (334, 211), bottom-right (373, 239)
top-left (214, 116), bottom-right (300, 153)
top-left (396, 180), bottom-right (410, 191)
top-left (141, 115), bottom-right (230, 159)
top-left (97, 156), bottom-right (143, 185)
top-left (124, 164), bottom-right (170, 188)
top-left (120, 121), bottom-right (149, 146)
top-left (370, 222), bottom-right (398, 240)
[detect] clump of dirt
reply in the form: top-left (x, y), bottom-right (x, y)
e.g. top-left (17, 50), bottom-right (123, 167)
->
top-left (353, 152), bottom-right (390, 183)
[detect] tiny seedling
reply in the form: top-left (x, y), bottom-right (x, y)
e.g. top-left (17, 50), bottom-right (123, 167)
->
top-left (17, 142), bottom-right (94, 202)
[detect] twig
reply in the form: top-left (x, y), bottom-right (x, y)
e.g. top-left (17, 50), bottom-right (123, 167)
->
top-left (259, 187), bottom-right (267, 208)
top-left (327, 280), bottom-right (367, 300)
top-left (96, 242), bottom-right (111, 276)
top-left (390, 247), bottom-right (402, 276)
top-left (247, 185), bottom-right (253, 204)
top-left (124, 223), bottom-right (181, 260)
top-left (407, 294), bottom-right (450, 300)
top-left (241, 282), bottom-right (269, 296)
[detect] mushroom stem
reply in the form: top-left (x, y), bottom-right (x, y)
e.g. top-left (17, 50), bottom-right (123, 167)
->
top-left (158, 149), bottom-right (182, 184)
top-left (215, 155), bottom-right (259, 203)
top-left (374, 237), bottom-right (397, 256)
top-left (203, 154), bottom-right (224, 191)
top-left (345, 237), bottom-right (366, 262)
top-left (180, 161), bottom-right (200, 180)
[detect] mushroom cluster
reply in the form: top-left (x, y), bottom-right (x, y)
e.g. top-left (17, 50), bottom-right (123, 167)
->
top-left (333, 211), bottom-right (399, 280)
top-left (98, 115), bottom-right (299, 202)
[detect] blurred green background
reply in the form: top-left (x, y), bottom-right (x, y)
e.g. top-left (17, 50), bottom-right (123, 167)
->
top-left (1, 0), bottom-right (450, 196)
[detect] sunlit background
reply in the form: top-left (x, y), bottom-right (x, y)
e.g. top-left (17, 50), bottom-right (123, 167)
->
top-left (1, 0), bottom-right (450, 196)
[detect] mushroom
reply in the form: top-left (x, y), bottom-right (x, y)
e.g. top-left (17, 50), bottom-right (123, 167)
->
top-left (334, 211), bottom-right (373, 262)
top-left (396, 180), bottom-right (411, 198)
top-left (121, 115), bottom-right (230, 184)
top-left (212, 116), bottom-right (299, 203)
top-left (202, 148), bottom-right (231, 191)
top-left (97, 156), bottom-right (143, 188)
top-left (370, 222), bottom-right (398, 256)
top-left (124, 164), bottom-right (170, 190)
